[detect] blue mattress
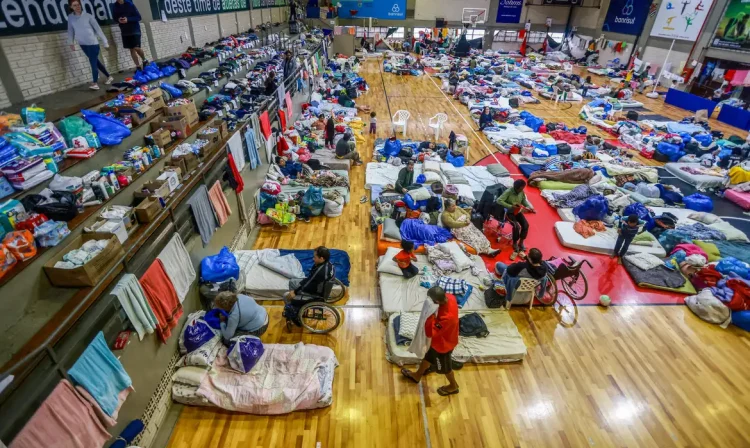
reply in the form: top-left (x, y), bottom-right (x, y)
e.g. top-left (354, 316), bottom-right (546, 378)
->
top-left (519, 164), bottom-right (542, 178)
top-left (279, 249), bottom-right (351, 286)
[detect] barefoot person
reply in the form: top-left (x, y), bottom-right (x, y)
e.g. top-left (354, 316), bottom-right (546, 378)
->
top-left (67, 0), bottom-right (113, 90)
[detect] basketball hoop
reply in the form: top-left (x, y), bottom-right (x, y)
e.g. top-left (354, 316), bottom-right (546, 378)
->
top-left (469, 16), bottom-right (478, 28)
top-left (462, 7), bottom-right (486, 28)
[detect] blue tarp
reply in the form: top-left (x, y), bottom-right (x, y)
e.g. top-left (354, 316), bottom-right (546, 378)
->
top-left (399, 219), bottom-right (453, 248)
top-left (279, 249), bottom-right (351, 286)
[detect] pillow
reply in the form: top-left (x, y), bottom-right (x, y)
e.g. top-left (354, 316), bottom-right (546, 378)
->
top-left (397, 312), bottom-right (420, 339)
top-left (439, 241), bottom-right (472, 271)
top-left (382, 218), bottom-right (402, 242)
top-left (178, 338), bottom-right (222, 367)
top-left (422, 171), bottom-right (441, 183)
top-left (487, 163), bottom-right (509, 177)
top-left (172, 366), bottom-right (209, 386)
top-left (631, 231), bottom-right (656, 246)
top-left (688, 212), bottom-right (722, 224)
top-left (424, 160), bottom-right (440, 173)
top-left (709, 221), bottom-right (750, 242)
top-left (693, 240), bottom-right (721, 262)
top-left (408, 187), bottom-right (432, 201)
top-left (377, 247), bottom-right (405, 275)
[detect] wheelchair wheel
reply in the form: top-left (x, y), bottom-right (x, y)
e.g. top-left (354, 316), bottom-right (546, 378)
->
top-left (325, 278), bottom-right (347, 303)
top-left (535, 274), bottom-right (558, 306)
top-left (561, 272), bottom-right (588, 301)
top-left (299, 302), bottom-right (341, 334)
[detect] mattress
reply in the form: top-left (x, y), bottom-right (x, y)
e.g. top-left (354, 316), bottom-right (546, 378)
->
top-left (725, 189), bottom-right (750, 210)
top-left (365, 162), bottom-right (424, 189)
top-left (234, 250), bottom-right (293, 299)
top-left (281, 170), bottom-right (351, 203)
top-left (376, 225), bottom-right (477, 256)
top-left (379, 253), bottom-right (490, 314)
top-left (536, 180), bottom-right (579, 190)
top-left (554, 221), bottom-right (667, 257)
top-left (519, 164), bottom-right (542, 178)
top-left (313, 148), bottom-right (351, 171)
top-left (558, 208), bottom-right (575, 222)
top-left (664, 163), bottom-right (727, 190)
top-left (453, 165), bottom-right (514, 196)
top-left (623, 259), bottom-right (697, 295)
top-left (172, 383), bottom-right (214, 407)
top-left (619, 99), bottom-right (645, 108)
top-left (385, 311), bottom-right (527, 366)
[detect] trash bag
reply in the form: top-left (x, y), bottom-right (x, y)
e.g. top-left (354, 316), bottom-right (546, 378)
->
top-left (133, 70), bottom-right (149, 84)
top-left (732, 310), bottom-right (750, 332)
top-left (301, 186), bottom-right (325, 216)
top-left (200, 247), bottom-right (240, 283)
top-left (81, 109), bottom-right (131, 146)
top-left (160, 82), bottom-right (183, 98)
top-left (684, 193), bottom-right (713, 212)
top-left (227, 335), bottom-right (265, 373)
top-left (656, 142), bottom-right (683, 162)
top-left (21, 191), bottom-right (79, 222)
top-left (716, 257), bottom-right (750, 279)
top-left (179, 311), bottom-right (218, 354)
top-left (259, 191), bottom-right (278, 212)
top-left (446, 151), bottom-right (465, 168)
top-left (324, 197), bottom-right (344, 217)
top-left (382, 139), bottom-right (402, 158)
top-left (416, 174), bottom-right (426, 184)
top-left (523, 113), bottom-right (543, 132)
top-left (623, 202), bottom-right (653, 227)
top-left (693, 133), bottom-right (712, 147)
top-left (573, 195), bottom-right (609, 221)
top-left (161, 65), bottom-right (177, 76)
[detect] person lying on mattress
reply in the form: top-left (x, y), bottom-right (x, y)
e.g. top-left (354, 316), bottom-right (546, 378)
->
top-left (395, 160), bottom-right (420, 193)
top-left (275, 156), bottom-right (303, 179)
top-left (496, 179), bottom-right (536, 260)
top-left (284, 246), bottom-right (335, 302)
top-left (441, 199), bottom-right (500, 257)
top-left (494, 248), bottom-right (548, 309)
top-left (418, 141), bottom-right (437, 151)
top-left (214, 292), bottom-right (269, 342)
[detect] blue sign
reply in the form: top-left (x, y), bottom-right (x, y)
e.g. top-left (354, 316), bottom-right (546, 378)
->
top-left (338, 0), bottom-right (406, 20)
top-left (496, 0), bottom-right (523, 23)
top-left (601, 0), bottom-right (652, 35)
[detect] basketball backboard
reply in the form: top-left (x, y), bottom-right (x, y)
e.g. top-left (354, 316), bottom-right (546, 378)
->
top-left (462, 8), bottom-right (487, 27)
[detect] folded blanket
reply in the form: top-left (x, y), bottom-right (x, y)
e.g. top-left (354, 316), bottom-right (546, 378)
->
top-left (140, 259), bottom-right (184, 343)
top-left (624, 253), bottom-right (664, 271)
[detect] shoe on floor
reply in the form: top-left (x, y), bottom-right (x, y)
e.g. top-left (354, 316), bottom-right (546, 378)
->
top-left (488, 249), bottom-right (500, 258)
top-left (360, 195), bottom-right (367, 203)
top-left (509, 251), bottom-right (518, 261)
top-left (105, 76), bottom-right (114, 85)
top-left (518, 251), bottom-right (527, 259)
top-left (304, 217), bottom-right (310, 223)
top-left (89, 83), bottom-right (100, 90)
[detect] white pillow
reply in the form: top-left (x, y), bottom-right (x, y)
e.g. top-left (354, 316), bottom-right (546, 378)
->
top-left (424, 160), bottom-right (440, 173)
top-left (688, 212), bottom-right (722, 225)
top-left (398, 313), bottom-right (420, 339)
top-left (408, 187), bottom-right (431, 201)
top-left (422, 171), bottom-right (441, 183)
top-left (377, 247), bottom-right (405, 276)
top-left (178, 338), bottom-right (223, 367)
top-left (172, 366), bottom-right (209, 386)
top-left (709, 221), bottom-right (750, 242)
top-left (439, 241), bottom-right (472, 271)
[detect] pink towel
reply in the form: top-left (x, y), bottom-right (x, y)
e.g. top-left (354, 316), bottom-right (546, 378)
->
top-left (76, 385), bottom-right (134, 428)
top-left (10, 380), bottom-right (110, 448)
top-left (207, 181), bottom-right (231, 227)
top-left (140, 259), bottom-right (183, 343)
top-left (732, 70), bottom-right (749, 86)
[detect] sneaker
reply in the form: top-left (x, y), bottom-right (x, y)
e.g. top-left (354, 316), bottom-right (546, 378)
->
top-left (518, 251), bottom-right (527, 259)
top-left (304, 216), bottom-right (310, 223)
top-left (488, 249), bottom-right (500, 258)
top-left (89, 83), bottom-right (100, 90)
top-left (359, 195), bottom-right (367, 203)
top-left (105, 76), bottom-right (114, 85)
top-left (510, 251), bottom-right (518, 261)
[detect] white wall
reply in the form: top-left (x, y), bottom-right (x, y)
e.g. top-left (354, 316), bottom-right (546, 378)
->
top-left (524, 5), bottom-right (570, 27)
top-left (642, 45), bottom-right (689, 77)
top-left (492, 41), bottom-right (521, 52)
top-left (415, 0), bottom-right (492, 21)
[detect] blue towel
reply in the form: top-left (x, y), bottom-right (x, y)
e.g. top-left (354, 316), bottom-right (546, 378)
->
top-left (68, 332), bottom-right (132, 417)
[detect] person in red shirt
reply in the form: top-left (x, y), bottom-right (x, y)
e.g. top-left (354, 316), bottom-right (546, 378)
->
top-left (401, 286), bottom-right (460, 396)
top-left (393, 240), bottom-right (419, 278)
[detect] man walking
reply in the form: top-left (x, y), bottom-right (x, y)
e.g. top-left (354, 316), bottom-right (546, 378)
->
top-left (112, 0), bottom-right (147, 70)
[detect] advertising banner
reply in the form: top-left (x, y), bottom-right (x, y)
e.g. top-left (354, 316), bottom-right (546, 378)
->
top-left (150, 0), bottom-right (250, 20)
top-left (496, 0), bottom-right (523, 23)
top-left (601, 0), bottom-right (652, 35)
top-left (337, 0), bottom-right (406, 20)
top-left (711, 0), bottom-right (750, 51)
top-left (650, 0), bottom-right (715, 40)
top-left (0, 0), bottom-right (116, 36)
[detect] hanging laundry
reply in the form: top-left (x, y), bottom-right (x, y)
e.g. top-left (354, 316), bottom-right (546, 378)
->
top-left (259, 110), bottom-right (271, 139)
top-left (227, 132), bottom-right (246, 172)
top-left (9, 380), bottom-right (110, 448)
top-left (733, 70), bottom-right (749, 86)
top-left (245, 127), bottom-right (262, 170)
top-left (187, 184), bottom-right (218, 246)
top-left (207, 181), bottom-right (232, 226)
top-left (68, 332), bottom-right (133, 417)
top-left (139, 259), bottom-right (183, 342)
top-left (157, 233), bottom-right (196, 303)
top-left (226, 153), bottom-right (245, 193)
top-left (724, 69), bottom-right (736, 82)
top-left (111, 273), bottom-right (158, 340)
top-left (407, 299), bottom-right (439, 358)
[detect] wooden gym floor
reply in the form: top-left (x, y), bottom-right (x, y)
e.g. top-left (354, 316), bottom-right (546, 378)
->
top-left (166, 59), bottom-right (750, 448)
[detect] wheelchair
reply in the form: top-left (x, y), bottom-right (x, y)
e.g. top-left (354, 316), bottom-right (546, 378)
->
top-left (283, 277), bottom-right (346, 334)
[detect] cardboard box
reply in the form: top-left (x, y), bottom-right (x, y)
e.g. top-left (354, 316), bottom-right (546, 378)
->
top-left (199, 129), bottom-right (221, 148)
top-left (213, 119), bottom-right (229, 140)
top-left (147, 88), bottom-right (166, 110)
top-left (169, 152), bottom-right (199, 174)
top-left (123, 105), bottom-right (156, 126)
top-left (153, 116), bottom-right (191, 139)
top-left (160, 165), bottom-right (182, 179)
top-left (144, 179), bottom-right (171, 198)
top-left (166, 99), bottom-right (199, 127)
top-left (135, 196), bottom-right (162, 223)
top-left (43, 234), bottom-right (124, 287)
top-left (86, 219), bottom-right (129, 244)
top-left (98, 205), bottom-right (136, 230)
top-left (145, 127), bottom-right (172, 147)
top-left (156, 171), bottom-right (180, 192)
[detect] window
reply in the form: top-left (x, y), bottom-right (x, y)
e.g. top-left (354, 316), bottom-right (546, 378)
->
top-left (494, 30), bottom-right (522, 42)
top-left (413, 27), bottom-right (431, 38)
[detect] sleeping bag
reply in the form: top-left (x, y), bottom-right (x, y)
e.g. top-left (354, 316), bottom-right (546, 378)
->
top-left (573, 195), bottom-right (609, 221)
top-left (399, 219), bottom-right (453, 247)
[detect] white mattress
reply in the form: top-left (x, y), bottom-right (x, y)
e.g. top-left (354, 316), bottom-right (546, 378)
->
top-left (379, 254), bottom-right (490, 314)
top-left (664, 163), bottom-right (727, 190)
top-left (554, 221), bottom-right (666, 257)
top-left (365, 162), bottom-right (424, 189)
top-left (558, 208), bottom-right (575, 222)
top-left (385, 311), bottom-right (527, 366)
top-left (234, 250), bottom-right (291, 299)
top-left (619, 99), bottom-right (644, 108)
top-left (281, 169), bottom-right (351, 203)
top-left (442, 164), bottom-right (515, 198)
top-left (595, 152), bottom-right (614, 162)
top-left (510, 153), bottom-right (549, 166)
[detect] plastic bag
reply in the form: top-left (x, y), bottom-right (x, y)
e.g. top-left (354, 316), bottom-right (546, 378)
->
top-left (301, 186), bottom-right (325, 216)
top-left (446, 152), bottom-right (465, 168)
top-left (324, 197), bottom-right (344, 217)
top-left (58, 116), bottom-right (96, 147)
top-left (684, 193), bottom-right (713, 212)
top-left (656, 142), bottom-right (683, 162)
top-left (160, 83), bottom-right (183, 98)
top-left (259, 191), bottom-right (278, 212)
top-left (382, 139), bottom-right (402, 157)
top-left (573, 195), bottom-right (609, 221)
top-left (732, 310), bottom-right (750, 332)
top-left (227, 335), bottom-right (265, 373)
top-left (21, 105), bottom-right (45, 124)
top-left (716, 257), bottom-right (750, 279)
top-left (623, 202), bottom-right (653, 226)
top-left (21, 191), bottom-right (79, 222)
top-left (524, 114), bottom-right (544, 132)
top-left (179, 311), bottom-right (219, 354)
top-left (200, 247), bottom-right (240, 283)
top-left (261, 181), bottom-right (281, 195)
top-left (81, 109), bottom-right (131, 146)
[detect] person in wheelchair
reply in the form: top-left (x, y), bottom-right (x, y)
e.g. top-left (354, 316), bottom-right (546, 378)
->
top-left (284, 246), bottom-right (335, 304)
top-left (494, 248), bottom-right (548, 309)
top-left (496, 179), bottom-right (536, 260)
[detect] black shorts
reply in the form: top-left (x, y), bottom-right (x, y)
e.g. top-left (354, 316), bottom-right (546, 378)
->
top-left (423, 347), bottom-right (453, 374)
top-left (400, 263), bottom-right (419, 279)
top-left (122, 34), bottom-right (142, 49)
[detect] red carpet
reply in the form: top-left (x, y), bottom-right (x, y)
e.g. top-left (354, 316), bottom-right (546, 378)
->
top-left (472, 151), bottom-right (685, 306)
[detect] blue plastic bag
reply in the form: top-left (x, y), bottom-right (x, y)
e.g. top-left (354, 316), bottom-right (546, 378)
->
top-left (259, 192), bottom-right (278, 212)
top-left (656, 142), bottom-right (682, 162)
top-left (382, 139), bottom-right (402, 157)
top-left (181, 314), bottom-right (217, 353)
top-left (161, 65), bottom-right (177, 76)
top-left (81, 109), bottom-right (131, 146)
top-left (716, 257), bottom-right (750, 279)
top-left (160, 82), bottom-right (183, 98)
top-left (227, 335), bottom-right (265, 373)
top-left (446, 152), bottom-right (465, 168)
top-left (133, 70), bottom-right (149, 84)
top-left (200, 247), bottom-right (240, 283)
top-left (416, 174), bottom-right (426, 184)
top-left (302, 186), bottom-right (325, 215)
top-left (203, 309), bottom-right (228, 330)
top-left (524, 114), bottom-right (544, 132)
top-left (684, 193), bottom-right (713, 212)
top-left (732, 310), bottom-right (750, 332)
top-left (693, 133), bottom-right (712, 147)
top-left (573, 195), bottom-right (609, 221)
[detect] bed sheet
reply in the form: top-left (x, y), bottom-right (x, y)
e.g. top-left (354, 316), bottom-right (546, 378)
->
top-left (554, 221), bottom-right (667, 257)
top-left (365, 162), bottom-right (424, 189)
top-left (313, 148), bottom-right (351, 171)
top-left (664, 163), bottom-right (727, 190)
top-left (379, 254), bottom-right (490, 314)
top-left (385, 311), bottom-right (527, 366)
top-left (234, 250), bottom-right (292, 299)
top-left (724, 189), bottom-right (750, 210)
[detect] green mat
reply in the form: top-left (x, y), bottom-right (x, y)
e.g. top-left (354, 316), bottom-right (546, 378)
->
top-left (535, 181), bottom-right (579, 190)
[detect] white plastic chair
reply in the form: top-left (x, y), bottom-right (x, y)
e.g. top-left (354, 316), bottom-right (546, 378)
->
top-left (516, 277), bottom-right (541, 310)
top-left (392, 110), bottom-right (410, 137)
top-left (428, 113), bottom-right (448, 140)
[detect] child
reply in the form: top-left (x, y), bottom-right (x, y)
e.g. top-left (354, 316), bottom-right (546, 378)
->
top-left (393, 240), bottom-right (419, 278)
top-left (369, 111), bottom-right (377, 135)
top-left (613, 214), bottom-right (643, 260)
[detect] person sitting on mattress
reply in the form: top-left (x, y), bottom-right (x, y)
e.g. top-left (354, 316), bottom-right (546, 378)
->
top-left (276, 156), bottom-right (303, 179)
top-left (214, 292), bottom-right (269, 342)
top-left (336, 133), bottom-right (363, 165)
top-left (284, 246), bottom-right (335, 302)
top-left (311, 115), bottom-right (326, 131)
top-left (478, 106), bottom-right (493, 131)
top-left (393, 240), bottom-right (419, 278)
top-left (441, 199), bottom-right (500, 257)
top-left (395, 160), bottom-right (419, 193)
top-left (496, 179), bottom-right (536, 260)
top-left (494, 248), bottom-right (548, 309)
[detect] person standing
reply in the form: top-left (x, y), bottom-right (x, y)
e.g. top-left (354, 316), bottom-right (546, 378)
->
top-left (67, 0), bottom-right (113, 90)
top-left (401, 286), bottom-right (460, 396)
top-left (325, 116), bottom-right (335, 149)
top-left (111, 0), bottom-right (147, 70)
top-left (612, 214), bottom-right (644, 260)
